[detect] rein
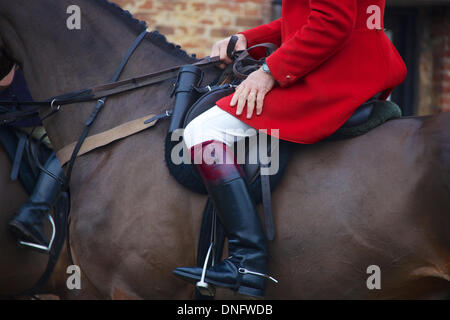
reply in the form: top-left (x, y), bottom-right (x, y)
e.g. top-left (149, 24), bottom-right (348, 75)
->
top-left (0, 36), bottom-right (221, 125)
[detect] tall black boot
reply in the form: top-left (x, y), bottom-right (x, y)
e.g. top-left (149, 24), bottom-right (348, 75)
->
top-left (173, 140), bottom-right (276, 298)
top-left (8, 152), bottom-right (65, 250)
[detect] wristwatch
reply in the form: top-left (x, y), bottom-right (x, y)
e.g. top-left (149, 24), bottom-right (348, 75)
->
top-left (261, 62), bottom-right (272, 77)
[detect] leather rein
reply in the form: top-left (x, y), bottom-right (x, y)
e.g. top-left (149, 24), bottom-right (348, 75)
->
top-left (0, 31), bottom-right (221, 126)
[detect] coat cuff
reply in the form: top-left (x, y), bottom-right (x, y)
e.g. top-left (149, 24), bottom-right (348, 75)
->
top-left (265, 53), bottom-right (298, 87)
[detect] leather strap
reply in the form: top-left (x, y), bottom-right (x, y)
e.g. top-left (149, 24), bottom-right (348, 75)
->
top-left (260, 164), bottom-right (275, 241)
top-left (0, 57), bottom-right (220, 122)
top-left (11, 134), bottom-right (27, 181)
top-left (0, 59), bottom-right (221, 125)
top-left (56, 113), bottom-right (158, 166)
top-left (227, 35), bottom-right (239, 60)
top-left (232, 43), bottom-right (278, 79)
top-left (25, 192), bottom-right (70, 296)
top-left (0, 42), bottom-right (277, 125)
top-left (63, 29), bottom-right (148, 188)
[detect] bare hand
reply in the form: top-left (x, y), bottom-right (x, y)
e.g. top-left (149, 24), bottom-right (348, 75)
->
top-left (211, 34), bottom-right (247, 69)
top-left (230, 68), bottom-right (276, 119)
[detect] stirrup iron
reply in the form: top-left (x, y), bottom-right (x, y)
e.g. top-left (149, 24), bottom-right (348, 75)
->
top-left (19, 213), bottom-right (55, 254)
top-left (195, 208), bottom-right (217, 296)
top-left (195, 242), bottom-right (216, 296)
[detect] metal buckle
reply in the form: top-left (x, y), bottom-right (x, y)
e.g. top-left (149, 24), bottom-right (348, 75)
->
top-left (50, 99), bottom-right (61, 111)
top-left (238, 268), bottom-right (278, 284)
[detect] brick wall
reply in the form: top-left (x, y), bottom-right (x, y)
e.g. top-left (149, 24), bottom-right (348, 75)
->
top-left (113, 0), bottom-right (273, 58)
top-left (417, 7), bottom-right (450, 115)
top-left (431, 8), bottom-right (450, 113)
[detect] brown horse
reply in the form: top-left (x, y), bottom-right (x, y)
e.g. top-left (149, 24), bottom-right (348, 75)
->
top-left (0, 0), bottom-right (449, 299)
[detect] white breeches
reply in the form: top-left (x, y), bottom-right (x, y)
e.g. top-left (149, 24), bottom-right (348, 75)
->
top-left (183, 105), bottom-right (257, 149)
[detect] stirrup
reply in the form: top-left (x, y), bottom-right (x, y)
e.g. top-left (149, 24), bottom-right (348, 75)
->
top-left (195, 242), bottom-right (216, 297)
top-left (196, 208), bottom-right (218, 297)
top-left (19, 214), bottom-right (55, 254)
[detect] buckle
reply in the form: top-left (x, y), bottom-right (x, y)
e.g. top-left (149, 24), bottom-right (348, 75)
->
top-left (238, 268), bottom-right (278, 284)
top-left (50, 99), bottom-right (61, 112)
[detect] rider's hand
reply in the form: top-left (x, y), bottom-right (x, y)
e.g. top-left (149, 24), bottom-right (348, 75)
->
top-left (211, 34), bottom-right (247, 69)
top-left (230, 67), bottom-right (276, 119)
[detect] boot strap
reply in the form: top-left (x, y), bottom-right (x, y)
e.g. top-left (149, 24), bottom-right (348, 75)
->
top-left (238, 268), bottom-right (278, 284)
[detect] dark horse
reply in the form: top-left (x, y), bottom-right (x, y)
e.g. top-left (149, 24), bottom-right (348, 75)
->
top-left (0, 0), bottom-right (449, 299)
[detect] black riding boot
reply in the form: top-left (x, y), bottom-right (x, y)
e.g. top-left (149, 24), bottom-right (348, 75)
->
top-left (8, 152), bottom-right (64, 249)
top-left (173, 140), bottom-right (275, 298)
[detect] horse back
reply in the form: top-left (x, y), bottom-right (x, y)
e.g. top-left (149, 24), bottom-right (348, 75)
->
top-left (263, 114), bottom-right (450, 299)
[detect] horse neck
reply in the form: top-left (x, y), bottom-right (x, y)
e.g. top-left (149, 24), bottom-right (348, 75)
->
top-left (0, 0), bottom-right (199, 151)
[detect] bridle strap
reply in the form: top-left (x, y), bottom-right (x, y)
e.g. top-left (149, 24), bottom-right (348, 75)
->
top-left (0, 55), bottom-right (220, 125)
top-left (51, 56), bottom-right (220, 106)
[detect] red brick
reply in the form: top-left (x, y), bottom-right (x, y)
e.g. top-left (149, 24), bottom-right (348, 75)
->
top-left (139, 1), bottom-right (153, 10)
top-left (156, 25), bottom-right (175, 35)
top-left (210, 28), bottom-right (238, 38)
top-left (209, 3), bottom-right (240, 13)
top-left (192, 2), bottom-right (206, 11)
top-left (439, 95), bottom-right (450, 107)
top-left (133, 13), bottom-right (156, 26)
top-left (200, 19), bottom-right (214, 25)
top-left (236, 17), bottom-right (264, 27)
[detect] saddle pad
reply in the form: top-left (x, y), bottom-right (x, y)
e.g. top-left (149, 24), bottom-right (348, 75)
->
top-left (334, 100), bottom-right (402, 138)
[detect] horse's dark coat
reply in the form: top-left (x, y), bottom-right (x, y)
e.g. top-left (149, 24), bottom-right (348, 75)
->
top-left (0, 0), bottom-right (449, 299)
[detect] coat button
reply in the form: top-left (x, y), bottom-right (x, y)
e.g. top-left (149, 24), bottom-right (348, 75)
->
top-left (286, 75), bottom-right (291, 79)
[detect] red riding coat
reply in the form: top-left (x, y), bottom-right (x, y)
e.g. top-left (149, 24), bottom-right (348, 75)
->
top-left (216, 0), bottom-right (407, 144)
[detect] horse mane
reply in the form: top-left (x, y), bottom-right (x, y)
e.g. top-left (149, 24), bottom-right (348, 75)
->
top-left (100, 0), bottom-right (197, 62)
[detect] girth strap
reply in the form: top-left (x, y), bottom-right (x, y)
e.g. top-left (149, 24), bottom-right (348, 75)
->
top-left (56, 113), bottom-right (159, 166)
top-left (260, 164), bottom-right (275, 241)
